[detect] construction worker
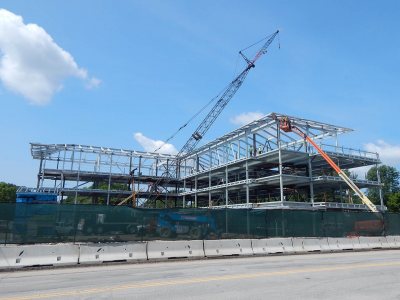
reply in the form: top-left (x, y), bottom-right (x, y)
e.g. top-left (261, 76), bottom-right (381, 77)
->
top-left (283, 116), bottom-right (291, 130)
top-left (258, 146), bottom-right (262, 155)
top-left (249, 145), bottom-right (253, 157)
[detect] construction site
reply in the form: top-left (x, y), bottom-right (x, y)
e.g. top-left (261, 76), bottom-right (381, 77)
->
top-left (2, 27), bottom-right (400, 278)
top-left (25, 112), bottom-right (382, 211)
top-left (17, 30), bottom-right (384, 213)
top-left (4, 5), bottom-right (400, 300)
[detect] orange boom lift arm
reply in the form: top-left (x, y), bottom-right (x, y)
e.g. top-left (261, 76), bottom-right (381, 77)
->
top-left (273, 115), bottom-right (378, 213)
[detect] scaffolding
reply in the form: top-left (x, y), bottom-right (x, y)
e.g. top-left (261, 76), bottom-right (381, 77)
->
top-left (29, 113), bottom-right (384, 211)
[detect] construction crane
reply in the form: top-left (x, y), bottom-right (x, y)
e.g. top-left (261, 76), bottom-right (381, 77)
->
top-left (145, 30), bottom-right (280, 205)
top-left (119, 30), bottom-right (280, 206)
top-left (178, 30), bottom-right (279, 157)
top-left (272, 114), bottom-right (379, 213)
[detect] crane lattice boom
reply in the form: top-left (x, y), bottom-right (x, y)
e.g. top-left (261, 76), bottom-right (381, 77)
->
top-left (142, 30), bottom-right (279, 205)
top-left (179, 30), bottom-right (279, 158)
top-left (178, 68), bottom-right (250, 157)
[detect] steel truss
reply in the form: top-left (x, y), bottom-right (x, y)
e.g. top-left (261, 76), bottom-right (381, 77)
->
top-left (31, 143), bottom-right (182, 206)
top-left (29, 113), bottom-right (384, 211)
top-left (179, 113), bottom-right (385, 211)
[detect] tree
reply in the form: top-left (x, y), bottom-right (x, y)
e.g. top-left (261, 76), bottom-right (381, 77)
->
top-left (64, 182), bottom-right (130, 204)
top-left (387, 192), bottom-right (400, 213)
top-left (0, 182), bottom-right (17, 203)
top-left (367, 165), bottom-right (400, 209)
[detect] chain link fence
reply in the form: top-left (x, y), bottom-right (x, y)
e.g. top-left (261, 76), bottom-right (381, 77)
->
top-left (1, 203), bottom-right (399, 245)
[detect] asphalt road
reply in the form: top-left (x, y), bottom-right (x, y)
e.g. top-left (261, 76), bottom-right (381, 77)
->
top-left (1, 250), bottom-right (400, 300)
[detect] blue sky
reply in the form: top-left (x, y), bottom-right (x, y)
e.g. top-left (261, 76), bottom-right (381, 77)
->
top-left (0, 0), bottom-right (399, 186)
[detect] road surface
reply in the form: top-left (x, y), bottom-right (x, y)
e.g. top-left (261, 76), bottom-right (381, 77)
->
top-left (1, 250), bottom-right (400, 299)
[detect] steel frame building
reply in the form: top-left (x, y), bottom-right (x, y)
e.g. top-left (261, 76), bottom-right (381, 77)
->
top-left (30, 144), bottom-right (181, 206)
top-left (179, 113), bottom-right (383, 210)
top-left (28, 113), bottom-right (384, 210)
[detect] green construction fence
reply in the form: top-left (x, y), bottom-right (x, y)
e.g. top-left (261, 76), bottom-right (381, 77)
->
top-left (0, 203), bottom-right (399, 245)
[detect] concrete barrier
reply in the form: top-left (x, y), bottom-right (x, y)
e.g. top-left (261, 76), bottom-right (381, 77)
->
top-left (204, 239), bottom-right (253, 257)
top-left (328, 237), bottom-right (354, 251)
top-left (252, 238), bottom-right (294, 255)
top-left (0, 244), bottom-right (79, 269)
top-left (357, 236), bottom-right (370, 249)
top-left (385, 236), bottom-right (400, 248)
top-left (147, 240), bottom-right (204, 259)
top-left (319, 238), bottom-right (331, 251)
top-left (78, 242), bottom-right (147, 264)
top-left (292, 238), bottom-right (330, 253)
top-left (380, 237), bottom-right (390, 248)
top-left (3, 235), bottom-right (399, 269)
top-left (327, 237), bottom-right (359, 251)
top-left (351, 237), bottom-right (364, 250)
top-left (358, 236), bottom-right (386, 249)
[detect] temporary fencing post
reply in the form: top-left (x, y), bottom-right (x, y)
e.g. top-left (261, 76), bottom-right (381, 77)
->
top-left (72, 205), bottom-right (77, 244)
top-left (4, 220), bottom-right (9, 246)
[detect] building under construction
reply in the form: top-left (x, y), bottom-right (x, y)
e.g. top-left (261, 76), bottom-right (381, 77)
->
top-left (24, 112), bottom-right (384, 211)
top-left (19, 31), bottom-right (384, 212)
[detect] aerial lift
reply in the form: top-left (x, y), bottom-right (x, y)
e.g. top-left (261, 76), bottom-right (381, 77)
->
top-left (272, 114), bottom-right (379, 213)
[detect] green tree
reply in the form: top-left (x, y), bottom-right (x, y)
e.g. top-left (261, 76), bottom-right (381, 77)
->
top-left (367, 165), bottom-right (400, 209)
top-left (0, 182), bottom-right (17, 203)
top-left (64, 182), bottom-right (130, 204)
top-left (387, 192), bottom-right (400, 212)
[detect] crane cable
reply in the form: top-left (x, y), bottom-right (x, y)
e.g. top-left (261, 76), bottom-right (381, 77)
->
top-left (137, 90), bottom-right (225, 168)
top-left (239, 31), bottom-right (277, 53)
top-left (153, 81), bottom-right (231, 153)
top-left (153, 32), bottom-right (280, 154)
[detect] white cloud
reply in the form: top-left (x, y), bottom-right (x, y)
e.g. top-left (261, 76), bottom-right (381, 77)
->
top-left (350, 140), bottom-right (400, 179)
top-left (230, 111), bottom-right (264, 126)
top-left (86, 77), bottom-right (102, 89)
top-left (134, 132), bottom-right (178, 155)
top-left (351, 165), bottom-right (372, 180)
top-left (0, 9), bottom-right (100, 105)
top-left (364, 140), bottom-right (400, 167)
